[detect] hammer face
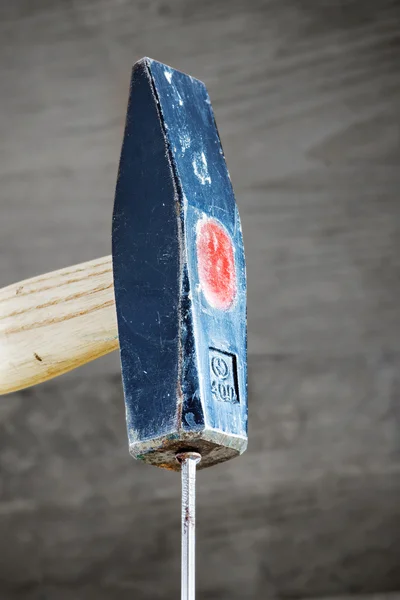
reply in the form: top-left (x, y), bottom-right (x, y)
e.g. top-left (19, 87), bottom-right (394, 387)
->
top-left (112, 58), bottom-right (247, 471)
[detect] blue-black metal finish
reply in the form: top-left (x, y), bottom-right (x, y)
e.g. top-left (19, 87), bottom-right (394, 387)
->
top-left (112, 58), bottom-right (247, 471)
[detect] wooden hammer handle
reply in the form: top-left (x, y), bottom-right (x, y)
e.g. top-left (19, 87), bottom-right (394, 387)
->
top-left (0, 256), bottom-right (118, 395)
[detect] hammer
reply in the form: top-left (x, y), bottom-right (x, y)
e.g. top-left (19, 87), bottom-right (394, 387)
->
top-left (0, 58), bottom-right (247, 600)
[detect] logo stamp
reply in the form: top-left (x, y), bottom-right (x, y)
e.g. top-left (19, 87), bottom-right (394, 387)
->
top-left (209, 348), bottom-right (239, 404)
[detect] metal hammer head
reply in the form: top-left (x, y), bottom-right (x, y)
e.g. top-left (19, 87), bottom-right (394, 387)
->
top-left (112, 58), bottom-right (247, 471)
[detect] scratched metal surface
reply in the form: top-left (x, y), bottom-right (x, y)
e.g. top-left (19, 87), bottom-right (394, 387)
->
top-left (112, 59), bottom-right (247, 471)
top-left (1, 0), bottom-right (400, 599)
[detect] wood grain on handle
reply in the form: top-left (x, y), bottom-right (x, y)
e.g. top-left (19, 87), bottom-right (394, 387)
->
top-left (0, 256), bottom-right (118, 395)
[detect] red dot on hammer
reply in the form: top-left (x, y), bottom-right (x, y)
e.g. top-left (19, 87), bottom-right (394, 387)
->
top-left (196, 218), bottom-right (237, 311)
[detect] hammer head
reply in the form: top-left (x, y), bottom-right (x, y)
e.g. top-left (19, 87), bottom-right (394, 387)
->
top-left (112, 58), bottom-right (247, 471)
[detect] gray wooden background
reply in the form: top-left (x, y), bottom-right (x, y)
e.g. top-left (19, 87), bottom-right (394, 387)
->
top-left (1, 0), bottom-right (400, 598)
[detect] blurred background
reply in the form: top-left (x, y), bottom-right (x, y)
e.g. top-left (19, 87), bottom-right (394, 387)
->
top-left (1, 0), bottom-right (400, 598)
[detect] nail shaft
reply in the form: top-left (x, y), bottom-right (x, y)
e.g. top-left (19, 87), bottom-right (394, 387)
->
top-left (176, 452), bottom-right (201, 600)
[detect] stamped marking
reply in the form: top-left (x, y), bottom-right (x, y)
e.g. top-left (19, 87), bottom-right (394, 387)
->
top-left (211, 355), bottom-right (229, 379)
top-left (209, 348), bottom-right (239, 404)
